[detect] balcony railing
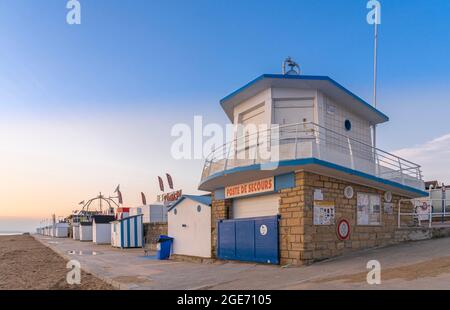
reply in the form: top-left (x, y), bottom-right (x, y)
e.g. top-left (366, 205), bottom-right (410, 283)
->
top-left (201, 122), bottom-right (424, 191)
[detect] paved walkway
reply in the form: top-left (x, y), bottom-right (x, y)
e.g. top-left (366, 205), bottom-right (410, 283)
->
top-left (35, 235), bottom-right (450, 290)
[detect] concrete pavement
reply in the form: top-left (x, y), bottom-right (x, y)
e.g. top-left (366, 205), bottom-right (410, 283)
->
top-left (34, 234), bottom-right (450, 290)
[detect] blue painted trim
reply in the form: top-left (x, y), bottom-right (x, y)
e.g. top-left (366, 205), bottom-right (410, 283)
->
top-left (220, 74), bottom-right (389, 122)
top-left (134, 216), bottom-right (138, 248)
top-left (201, 158), bottom-right (428, 197)
top-left (274, 173), bottom-right (295, 191)
top-left (127, 218), bottom-right (130, 248)
top-left (168, 195), bottom-right (212, 212)
top-left (120, 221), bottom-right (124, 248)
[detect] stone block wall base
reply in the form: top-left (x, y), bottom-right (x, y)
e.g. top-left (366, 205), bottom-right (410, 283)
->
top-left (170, 254), bottom-right (215, 264)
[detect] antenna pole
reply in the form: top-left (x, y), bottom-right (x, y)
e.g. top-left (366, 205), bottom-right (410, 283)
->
top-left (373, 22), bottom-right (378, 149)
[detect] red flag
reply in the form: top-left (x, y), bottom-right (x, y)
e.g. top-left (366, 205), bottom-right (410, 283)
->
top-left (158, 176), bottom-right (165, 192)
top-left (117, 190), bottom-right (123, 204)
top-left (166, 173), bottom-right (174, 190)
top-left (141, 192), bottom-right (147, 205)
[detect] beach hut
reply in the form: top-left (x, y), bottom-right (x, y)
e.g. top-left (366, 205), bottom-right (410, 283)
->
top-left (92, 215), bottom-right (115, 245)
top-left (72, 222), bottom-right (80, 240)
top-left (46, 225), bottom-right (53, 236)
top-left (79, 222), bottom-right (93, 241)
top-left (142, 204), bottom-right (168, 223)
top-left (54, 222), bottom-right (69, 238)
top-left (111, 214), bottom-right (144, 248)
top-left (116, 207), bottom-right (130, 220)
top-left (168, 195), bottom-right (212, 258)
top-left (129, 207), bottom-right (142, 217)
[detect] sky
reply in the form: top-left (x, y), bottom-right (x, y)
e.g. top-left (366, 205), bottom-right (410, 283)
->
top-left (0, 0), bottom-right (450, 232)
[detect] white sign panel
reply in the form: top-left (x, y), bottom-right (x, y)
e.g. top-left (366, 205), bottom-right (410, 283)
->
top-left (384, 203), bottom-right (394, 215)
top-left (357, 193), bottom-right (381, 225)
top-left (415, 200), bottom-right (431, 221)
top-left (314, 189), bottom-right (324, 201)
top-left (314, 201), bottom-right (335, 226)
top-left (225, 177), bottom-right (274, 199)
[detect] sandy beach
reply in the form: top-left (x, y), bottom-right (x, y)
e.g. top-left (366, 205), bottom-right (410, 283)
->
top-left (0, 235), bottom-right (113, 290)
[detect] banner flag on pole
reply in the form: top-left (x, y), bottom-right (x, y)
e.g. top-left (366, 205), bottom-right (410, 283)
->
top-left (141, 192), bottom-right (147, 205)
top-left (158, 176), bottom-right (165, 192)
top-left (166, 173), bottom-right (174, 190)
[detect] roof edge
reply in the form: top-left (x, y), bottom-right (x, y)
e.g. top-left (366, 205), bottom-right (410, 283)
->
top-left (220, 74), bottom-right (389, 123)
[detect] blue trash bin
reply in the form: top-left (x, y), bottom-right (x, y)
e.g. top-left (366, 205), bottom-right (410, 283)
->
top-left (156, 235), bottom-right (173, 260)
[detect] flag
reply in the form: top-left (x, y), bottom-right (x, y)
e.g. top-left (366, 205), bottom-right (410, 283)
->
top-left (78, 200), bottom-right (85, 206)
top-left (114, 184), bottom-right (120, 193)
top-left (117, 190), bottom-right (123, 204)
top-left (158, 176), bottom-right (165, 192)
top-left (141, 192), bottom-right (147, 205)
top-left (166, 173), bottom-right (174, 190)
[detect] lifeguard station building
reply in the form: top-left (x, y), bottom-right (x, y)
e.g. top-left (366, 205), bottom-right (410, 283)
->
top-left (199, 61), bottom-right (427, 265)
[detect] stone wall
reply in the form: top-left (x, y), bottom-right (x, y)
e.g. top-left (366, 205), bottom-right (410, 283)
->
top-left (279, 171), bottom-right (414, 265)
top-left (210, 170), bottom-right (415, 266)
top-left (143, 222), bottom-right (168, 251)
top-left (211, 195), bottom-right (232, 257)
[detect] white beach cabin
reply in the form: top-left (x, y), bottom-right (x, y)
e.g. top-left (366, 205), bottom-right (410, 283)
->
top-left (72, 222), bottom-right (80, 240)
top-left (92, 215), bottom-right (115, 245)
top-left (168, 195), bottom-right (212, 258)
top-left (111, 214), bottom-right (144, 248)
top-left (142, 204), bottom-right (168, 223)
top-left (79, 222), bottom-right (93, 241)
top-left (54, 222), bottom-right (69, 238)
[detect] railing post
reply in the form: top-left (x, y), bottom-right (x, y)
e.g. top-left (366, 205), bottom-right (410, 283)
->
top-left (224, 142), bottom-right (232, 171)
top-left (347, 137), bottom-right (355, 170)
top-left (254, 133), bottom-right (259, 165)
top-left (398, 200), bottom-right (401, 228)
top-left (442, 199), bottom-right (447, 223)
top-left (398, 158), bottom-right (405, 185)
top-left (429, 203), bottom-right (433, 228)
top-left (374, 153), bottom-right (380, 177)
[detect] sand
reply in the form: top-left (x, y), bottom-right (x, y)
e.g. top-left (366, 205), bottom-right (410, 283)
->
top-left (314, 255), bottom-right (450, 284)
top-left (0, 235), bottom-right (113, 290)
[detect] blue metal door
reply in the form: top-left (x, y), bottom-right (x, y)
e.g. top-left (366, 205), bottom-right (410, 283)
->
top-left (217, 216), bottom-right (279, 264)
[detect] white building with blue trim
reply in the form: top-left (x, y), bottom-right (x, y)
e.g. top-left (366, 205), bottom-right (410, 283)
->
top-left (201, 67), bottom-right (427, 266)
top-left (168, 195), bottom-right (212, 258)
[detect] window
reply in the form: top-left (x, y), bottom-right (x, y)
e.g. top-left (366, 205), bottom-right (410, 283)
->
top-left (344, 119), bottom-right (352, 131)
top-left (357, 193), bottom-right (381, 225)
top-left (174, 209), bottom-right (177, 215)
top-left (197, 205), bottom-right (202, 213)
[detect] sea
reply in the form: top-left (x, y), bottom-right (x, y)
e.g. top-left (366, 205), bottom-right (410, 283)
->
top-left (0, 232), bottom-right (24, 236)
top-left (0, 217), bottom-right (40, 235)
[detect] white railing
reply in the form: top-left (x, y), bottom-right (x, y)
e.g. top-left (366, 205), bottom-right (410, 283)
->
top-left (398, 198), bottom-right (450, 228)
top-left (201, 122), bottom-right (424, 192)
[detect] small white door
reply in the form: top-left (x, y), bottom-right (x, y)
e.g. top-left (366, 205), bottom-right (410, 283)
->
top-left (236, 106), bottom-right (266, 158)
top-left (274, 99), bottom-right (314, 140)
top-left (274, 99), bottom-right (314, 125)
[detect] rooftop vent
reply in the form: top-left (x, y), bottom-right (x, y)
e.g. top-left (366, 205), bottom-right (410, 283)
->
top-left (282, 57), bottom-right (300, 75)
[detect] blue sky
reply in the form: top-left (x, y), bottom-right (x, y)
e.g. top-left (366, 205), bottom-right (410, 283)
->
top-left (1, 0), bottom-right (450, 229)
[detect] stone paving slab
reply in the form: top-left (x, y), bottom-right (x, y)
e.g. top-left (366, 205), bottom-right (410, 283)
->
top-left (34, 235), bottom-right (450, 290)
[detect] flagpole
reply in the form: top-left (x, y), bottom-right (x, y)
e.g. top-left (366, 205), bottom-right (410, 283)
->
top-left (373, 21), bottom-right (378, 149)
